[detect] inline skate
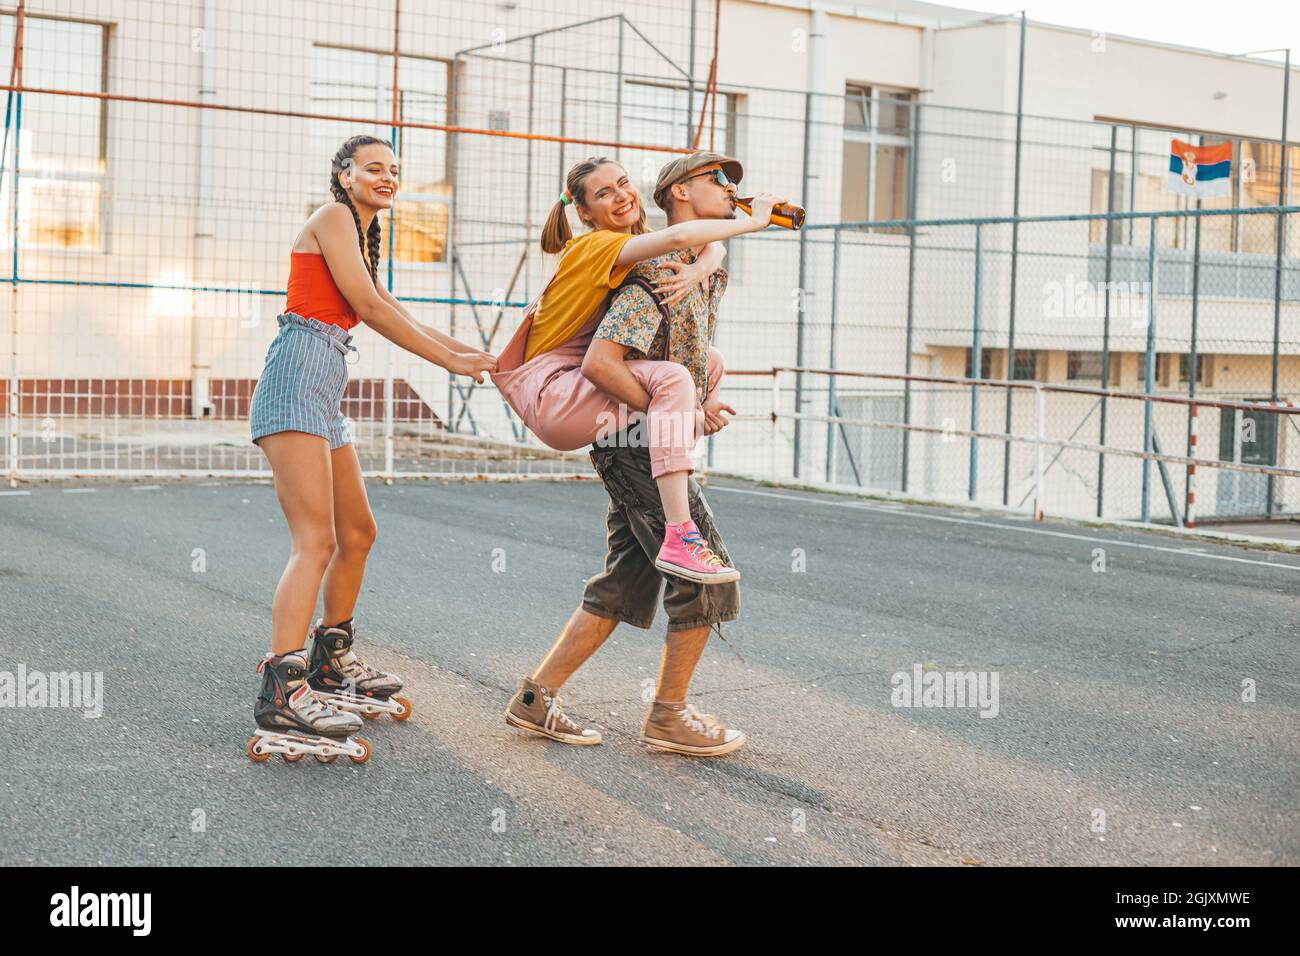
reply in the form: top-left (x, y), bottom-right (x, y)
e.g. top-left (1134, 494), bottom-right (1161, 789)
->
top-left (307, 619), bottom-right (412, 722)
top-left (247, 650), bottom-right (371, 764)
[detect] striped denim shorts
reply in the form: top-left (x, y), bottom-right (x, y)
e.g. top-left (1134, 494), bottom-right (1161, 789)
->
top-left (250, 312), bottom-right (359, 450)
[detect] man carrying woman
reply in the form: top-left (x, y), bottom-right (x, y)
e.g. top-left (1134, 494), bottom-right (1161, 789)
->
top-left (498, 152), bottom-right (772, 757)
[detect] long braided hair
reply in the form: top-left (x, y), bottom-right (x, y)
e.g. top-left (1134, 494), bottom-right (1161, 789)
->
top-left (330, 135), bottom-right (387, 287)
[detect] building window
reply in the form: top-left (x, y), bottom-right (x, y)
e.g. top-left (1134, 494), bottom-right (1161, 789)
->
top-left (1177, 353), bottom-right (1212, 386)
top-left (841, 83), bottom-right (913, 232)
top-left (1088, 169), bottom-right (1127, 245)
top-left (311, 45), bottom-right (452, 266)
top-left (964, 348), bottom-right (993, 379)
top-left (1067, 351), bottom-right (1103, 381)
top-left (1154, 353), bottom-right (1170, 387)
top-left (1011, 350), bottom-right (1039, 381)
top-left (0, 14), bottom-right (108, 252)
top-left (1218, 404), bottom-right (1277, 465)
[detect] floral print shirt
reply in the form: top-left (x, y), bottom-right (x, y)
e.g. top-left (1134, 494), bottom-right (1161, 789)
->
top-left (593, 246), bottom-right (728, 399)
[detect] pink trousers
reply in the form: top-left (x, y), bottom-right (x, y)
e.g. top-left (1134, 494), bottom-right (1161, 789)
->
top-left (494, 317), bottom-right (723, 479)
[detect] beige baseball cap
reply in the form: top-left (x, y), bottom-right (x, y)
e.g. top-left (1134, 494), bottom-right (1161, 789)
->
top-left (652, 151), bottom-right (744, 211)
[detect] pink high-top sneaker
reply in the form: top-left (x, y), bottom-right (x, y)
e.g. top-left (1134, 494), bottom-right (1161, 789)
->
top-left (654, 520), bottom-right (740, 584)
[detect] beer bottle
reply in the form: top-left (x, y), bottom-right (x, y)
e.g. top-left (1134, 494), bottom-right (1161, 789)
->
top-left (734, 197), bottom-right (805, 230)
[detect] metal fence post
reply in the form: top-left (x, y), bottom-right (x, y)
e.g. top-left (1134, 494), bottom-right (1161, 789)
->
top-left (1187, 402), bottom-right (1198, 528)
top-left (5, 82), bottom-right (20, 486)
top-left (901, 101), bottom-right (921, 492)
top-left (968, 223), bottom-right (982, 501)
top-left (771, 368), bottom-right (782, 479)
top-left (1097, 124), bottom-right (1118, 518)
top-left (615, 20), bottom-right (624, 164)
top-left (687, 0), bottom-right (696, 147)
top-left (1267, 47), bottom-right (1290, 517)
top-left (385, 68), bottom-right (399, 478)
top-left (1140, 217), bottom-right (1157, 522)
top-left (793, 90), bottom-right (812, 478)
top-left (447, 55), bottom-right (461, 433)
top-left (1186, 199), bottom-right (1202, 519)
top-left (1033, 382), bottom-right (1045, 520)
top-left (1001, 11), bottom-right (1028, 506)
top-left (825, 226), bottom-right (841, 482)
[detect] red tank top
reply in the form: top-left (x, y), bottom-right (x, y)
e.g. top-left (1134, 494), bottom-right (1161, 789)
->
top-left (285, 252), bottom-right (359, 331)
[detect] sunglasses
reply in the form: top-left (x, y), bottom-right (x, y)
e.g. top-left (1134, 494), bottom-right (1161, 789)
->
top-left (680, 168), bottom-right (732, 188)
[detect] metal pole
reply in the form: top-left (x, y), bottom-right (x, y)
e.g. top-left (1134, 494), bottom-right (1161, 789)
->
top-left (1186, 193), bottom-right (1202, 520)
top-left (1001, 11), bottom-right (1027, 505)
top-left (1128, 126), bottom-right (1138, 244)
top-left (687, 0), bottom-right (697, 147)
top-left (1097, 124), bottom-right (1117, 517)
top-left (615, 19), bottom-right (624, 165)
top-left (189, 0), bottom-right (217, 422)
top-left (1032, 383), bottom-right (1045, 520)
top-left (6, 281), bottom-right (14, 486)
top-left (1266, 47), bottom-right (1290, 517)
top-left (7, 58), bottom-right (20, 485)
top-left (384, 4), bottom-right (400, 476)
top-left (793, 90), bottom-right (812, 478)
top-left (1187, 403), bottom-right (1198, 527)
top-left (1151, 428), bottom-right (1183, 526)
top-left (558, 67), bottom-right (567, 188)
top-left (771, 369), bottom-right (781, 478)
top-left (901, 101), bottom-right (921, 492)
top-left (968, 224), bottom-right (982, 501)
top-left (526, 36), bottom-right (536, 270)
top-left (825, 226), bottom-right (840, 481)
top-left (447, 55), bottom-right (461, 432)
top-left (496, 38), bottom-right (535, 431)
top-left (1140, 218), bottom-right (1157, 522)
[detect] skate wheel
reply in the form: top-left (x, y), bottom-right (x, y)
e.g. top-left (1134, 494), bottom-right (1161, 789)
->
top-left (282, 751), bottom-right (305, 763)
top-left (360, 709), bottom-right (379, 721)
top-left (246, 737), bottom-right (270, 763)
top-left (391, 696), bottom-right (413, 721)
top-left (349, 737), bottom-right (372, 764)
top-left (314, 753), bottom-right (338, 764)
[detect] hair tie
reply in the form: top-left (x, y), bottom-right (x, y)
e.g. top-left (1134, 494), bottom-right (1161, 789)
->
top-left (560, 189), bottom-right (573, 206)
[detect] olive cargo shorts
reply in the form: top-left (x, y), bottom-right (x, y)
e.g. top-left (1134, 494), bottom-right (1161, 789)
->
top-left (581, 441), bottom-right (740, 633)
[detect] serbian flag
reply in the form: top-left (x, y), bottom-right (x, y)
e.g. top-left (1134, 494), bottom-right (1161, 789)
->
top-left (1167, 139), bottom-right (1231, 198)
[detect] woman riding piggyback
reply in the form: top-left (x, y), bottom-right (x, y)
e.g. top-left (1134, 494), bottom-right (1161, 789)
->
top-left (491, 155), bottom-right (783, 585)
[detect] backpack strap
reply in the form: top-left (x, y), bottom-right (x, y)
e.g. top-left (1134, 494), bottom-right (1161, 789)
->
top-left (615, 273), bottom-right (672, 321)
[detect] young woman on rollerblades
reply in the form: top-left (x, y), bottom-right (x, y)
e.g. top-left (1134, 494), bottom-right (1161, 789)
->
top-left (245, 135), bottom-right (495, 764)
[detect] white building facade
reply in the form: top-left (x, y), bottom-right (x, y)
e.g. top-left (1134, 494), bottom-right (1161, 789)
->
top-left (4, 0), bottom-right (1297, 518)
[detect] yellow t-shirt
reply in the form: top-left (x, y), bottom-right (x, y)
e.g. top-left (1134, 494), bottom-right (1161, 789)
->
top-left (524, 229), bottom-right (639, 361)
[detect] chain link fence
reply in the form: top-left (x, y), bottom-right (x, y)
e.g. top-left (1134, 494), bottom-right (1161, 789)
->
top-left (1, 1), bottom-right (1296, 525)
top-left (710, 207), bottom-right (1300, 524)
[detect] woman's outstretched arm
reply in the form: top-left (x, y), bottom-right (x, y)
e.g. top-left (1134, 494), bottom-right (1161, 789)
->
top-left (612, 192), bottom-right (785, 271)
top-left (377, 283), bottom-right (493, 358)
top-left (315, 204), bottom-right (496, 382)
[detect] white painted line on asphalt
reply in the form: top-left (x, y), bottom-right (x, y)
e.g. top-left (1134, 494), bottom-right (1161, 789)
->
top-left (711, 485), bottom-right (1300, 573)
top-left (0, 490), bottom-right (31, 496)
top-left (129, 485), bottom-right (161, 491)
top-left (62, 488), bottom-right (96, 494)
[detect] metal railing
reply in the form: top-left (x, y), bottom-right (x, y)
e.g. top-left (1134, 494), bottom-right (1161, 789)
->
top-left (721, 367), bottom-right (1300, 528)
top-left (776, 205), bottom-right (1300, 522)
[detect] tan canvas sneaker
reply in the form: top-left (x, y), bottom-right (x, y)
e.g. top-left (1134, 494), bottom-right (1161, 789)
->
top-left (640, 700), bottom-right (746, 757)
top-left (504, 676), bottom-right (602, 745)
